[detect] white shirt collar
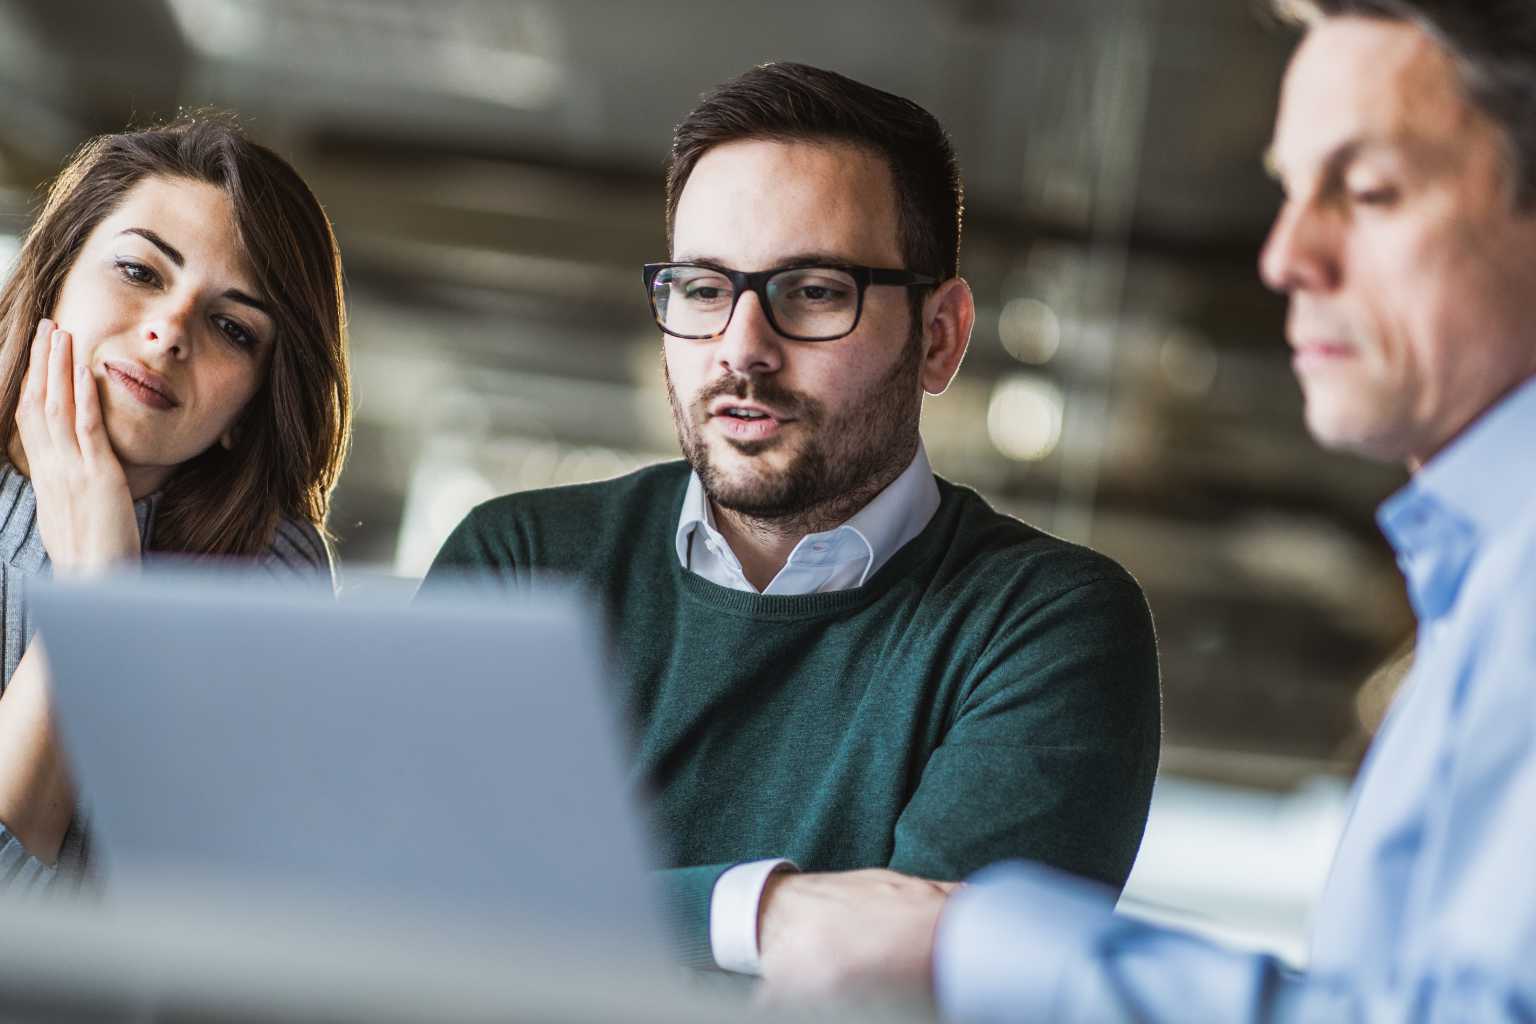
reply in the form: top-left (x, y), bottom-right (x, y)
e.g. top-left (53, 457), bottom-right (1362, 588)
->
top-left (674, 440), bottom-right (940, 595)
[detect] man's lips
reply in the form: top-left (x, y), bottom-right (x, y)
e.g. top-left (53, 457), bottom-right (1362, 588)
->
top-left (1290, 340), bottom-right (1357, 369)
top-left (104, 360), bottom-right (179, 410)
top-left (707, 399), bottom-right (793, 422)
top-left (706, 400), bottom-right (794, 443)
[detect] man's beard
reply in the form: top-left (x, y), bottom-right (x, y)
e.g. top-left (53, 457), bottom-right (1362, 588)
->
top-left (663, 329), bottom-right (924, 528)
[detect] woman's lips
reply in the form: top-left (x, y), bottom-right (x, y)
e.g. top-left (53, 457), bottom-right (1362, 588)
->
top-left (104, 362), bottom-right (177, 411)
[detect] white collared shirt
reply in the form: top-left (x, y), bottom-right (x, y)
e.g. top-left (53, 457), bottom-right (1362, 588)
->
top-left (675, 441), bottom-right (940, 596)
top-left (674, 441), bottom-right (941, 974)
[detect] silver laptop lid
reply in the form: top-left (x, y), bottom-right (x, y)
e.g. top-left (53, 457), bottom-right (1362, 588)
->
top-left (30, 571), bottom-right (666, 959)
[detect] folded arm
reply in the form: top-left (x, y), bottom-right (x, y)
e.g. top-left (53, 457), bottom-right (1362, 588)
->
top-left (757, 575), bottom-right (1161, 991)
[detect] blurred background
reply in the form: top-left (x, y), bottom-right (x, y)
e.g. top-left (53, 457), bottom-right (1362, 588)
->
top-left (0, 0), bottom-right (1414, 965)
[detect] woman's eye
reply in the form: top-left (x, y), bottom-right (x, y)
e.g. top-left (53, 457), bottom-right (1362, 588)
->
top-left (213, 314), bottom-right (257, 350)
top-left (115, 259), bottom-right (159, 286)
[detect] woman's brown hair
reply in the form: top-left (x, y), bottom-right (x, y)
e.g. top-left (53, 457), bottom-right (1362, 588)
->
top-left (0, 115), bottom-right (351, 556)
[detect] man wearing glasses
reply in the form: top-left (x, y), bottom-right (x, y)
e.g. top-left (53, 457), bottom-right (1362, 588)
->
top-left (427, 63), bottom-right (1160, 976)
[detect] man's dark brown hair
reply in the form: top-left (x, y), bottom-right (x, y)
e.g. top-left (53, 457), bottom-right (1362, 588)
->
top-left (665, 62), bottom-right (964, 283)
top-left (1277, 0), bottom-right (1536, 207)
top-left (0, 116), bottom-right (351, 556)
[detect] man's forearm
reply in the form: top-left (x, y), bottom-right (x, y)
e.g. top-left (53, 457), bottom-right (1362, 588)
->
top-left (935, 862), bottom-right (1536, 1024)
top-left (756, 868), bottom-right (957, 1002)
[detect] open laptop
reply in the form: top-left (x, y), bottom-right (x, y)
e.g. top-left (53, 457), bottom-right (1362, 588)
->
top-left (28, 571), bottom-right (669, 964)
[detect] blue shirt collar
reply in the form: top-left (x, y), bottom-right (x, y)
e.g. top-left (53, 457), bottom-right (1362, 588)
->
top-left (1378, 375), bottom-right (1536, 621)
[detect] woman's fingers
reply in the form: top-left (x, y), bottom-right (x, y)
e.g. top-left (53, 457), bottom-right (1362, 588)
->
top-left (43, 328), bottom-right (79, 456)
top-left (14, 321), bottom-right (139, 574)
top-left (72, 360), bottom-right (113, 464)
top-left (15, 319), bottom-right (56, 459)
top-left (16, 319), bottom-right (52, 423)
top-left (17, 320), bottom-right (122, 473)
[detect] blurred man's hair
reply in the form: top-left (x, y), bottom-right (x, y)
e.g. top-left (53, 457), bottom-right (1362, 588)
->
top-left (1276, 0), bottom-right (1536, 207)
top-left (665, 62), bottom-right (964, 285)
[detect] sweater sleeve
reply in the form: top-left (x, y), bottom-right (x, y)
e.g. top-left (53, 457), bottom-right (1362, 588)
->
top-left (0, 824), bottom-right (59, 891)
top-left (887, 576), bottom-right (1161, 889)
top-left (0, 811), bottom-right (89, 894)
top-left (420, 504), bottom-right (523, 590)
top-left (260, 517), bottom-right (334, 588)
top-left (653, 863), bottom-right (736, 968)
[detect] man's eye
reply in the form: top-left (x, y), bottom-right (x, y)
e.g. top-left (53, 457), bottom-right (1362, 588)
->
top-left (682, 284), bottom-right (730, 302)
top-left (783, 280), bottom-right (851, 304)
top-left (115, 259), bottom-right (159, 286)
top-left (1350, 187), bottom-right (1399, 207)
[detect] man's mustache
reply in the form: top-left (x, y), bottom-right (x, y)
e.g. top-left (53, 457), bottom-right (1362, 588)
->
top-left (692, 374), bottom-right (819, 422)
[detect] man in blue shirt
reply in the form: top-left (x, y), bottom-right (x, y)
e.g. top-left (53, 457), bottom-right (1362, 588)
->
top-left (753, 2), bottom-right (1536, 1018)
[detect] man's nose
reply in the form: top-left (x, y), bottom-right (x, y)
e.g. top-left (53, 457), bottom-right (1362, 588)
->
top-left (1260, 199), bottom-right (1341, 295)
top-left (715, 289), bottom-right (784, 377)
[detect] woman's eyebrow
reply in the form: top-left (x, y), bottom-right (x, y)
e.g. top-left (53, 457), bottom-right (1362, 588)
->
top-left (118, 227), bottom-right (183, 267)
top-left (224, 289), bottom-right (272, 316)
top-left (117, 227), bottom-right (272, 316)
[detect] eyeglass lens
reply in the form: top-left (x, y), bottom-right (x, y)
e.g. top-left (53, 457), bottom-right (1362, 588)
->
top-left (651, 265), bottom-right (860, 340)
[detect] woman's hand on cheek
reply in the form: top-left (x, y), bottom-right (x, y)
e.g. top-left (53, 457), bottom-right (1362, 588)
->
top-left (15, 319), bottom-right (141, 577)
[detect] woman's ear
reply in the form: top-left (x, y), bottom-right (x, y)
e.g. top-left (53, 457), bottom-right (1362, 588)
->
top-left (219, 429), bottom-right (236, 451)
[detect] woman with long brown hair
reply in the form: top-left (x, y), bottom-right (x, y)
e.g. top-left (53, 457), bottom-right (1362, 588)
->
top-left (0, 116), bottom-right (351, 887)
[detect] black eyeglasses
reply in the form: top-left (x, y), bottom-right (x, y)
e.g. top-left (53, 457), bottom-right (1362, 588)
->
top-left (643, 262), bottom-right (937, 342)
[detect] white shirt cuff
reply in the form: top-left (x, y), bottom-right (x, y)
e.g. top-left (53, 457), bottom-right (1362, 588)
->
top-left (709, 858), bottom-right (797, 974)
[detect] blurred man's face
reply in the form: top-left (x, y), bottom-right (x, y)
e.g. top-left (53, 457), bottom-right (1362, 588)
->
top-left (1260, 16), bottom-right (1536, 466)
top-left (663, 139), bottom-right (925, 521)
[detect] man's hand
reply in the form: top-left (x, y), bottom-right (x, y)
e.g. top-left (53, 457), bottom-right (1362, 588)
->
top-left (756, 868), bottom-right (959, 1005)
top-left (15, 320), bottom-right (140, 576)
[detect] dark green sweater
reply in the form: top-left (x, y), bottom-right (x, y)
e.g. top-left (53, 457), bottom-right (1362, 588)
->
top-left (426, 461), bottom-right (1160, 967)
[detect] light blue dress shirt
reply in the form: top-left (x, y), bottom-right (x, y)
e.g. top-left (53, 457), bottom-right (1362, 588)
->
top-left (935, 375), bottom-right (1536, 1023)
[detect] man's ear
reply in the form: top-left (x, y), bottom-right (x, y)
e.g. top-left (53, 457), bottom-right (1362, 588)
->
top-left (919, 277), bottom-right (975, 395)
